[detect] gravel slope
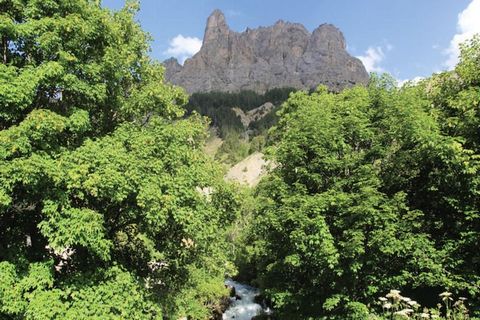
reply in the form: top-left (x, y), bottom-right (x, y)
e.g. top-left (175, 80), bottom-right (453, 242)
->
top-left (225, 152), bottom-right (273, 187)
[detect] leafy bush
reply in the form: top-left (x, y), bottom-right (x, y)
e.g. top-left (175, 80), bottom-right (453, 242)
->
top-left (215, 130), bottom-right (251, 165)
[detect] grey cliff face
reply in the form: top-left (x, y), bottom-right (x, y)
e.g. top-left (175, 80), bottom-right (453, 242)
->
top-left (164, 10), bottom-right (369, 93)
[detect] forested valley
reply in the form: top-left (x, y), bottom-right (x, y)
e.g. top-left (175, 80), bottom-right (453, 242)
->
top-left (1, 1), bottom-right (480, 320)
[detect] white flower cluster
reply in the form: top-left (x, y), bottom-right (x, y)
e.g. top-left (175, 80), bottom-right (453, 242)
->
top-left (375, 289), bottom-right (469, 319)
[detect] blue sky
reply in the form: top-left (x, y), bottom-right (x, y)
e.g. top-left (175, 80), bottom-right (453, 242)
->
top-left (102, 0), bottom-right (480, 82)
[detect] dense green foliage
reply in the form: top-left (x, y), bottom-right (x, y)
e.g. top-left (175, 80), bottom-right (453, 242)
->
top-left (244, 37), bottom-right (480, 319)
top-left (186, 88), bottom-right (295, 138)
top-left (214, 130), bottom-right (251, 165)
top-left (2, 1), bottom-right (480, 319)
top-left (0, 1), bottom-right (238, 319)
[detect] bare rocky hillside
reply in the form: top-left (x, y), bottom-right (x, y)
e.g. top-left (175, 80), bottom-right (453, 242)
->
top-left (164, 10), bottom-right (369, 93)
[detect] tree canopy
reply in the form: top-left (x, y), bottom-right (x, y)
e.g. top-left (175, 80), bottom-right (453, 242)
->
top-left (0, 1), bottom-right (238, 318)
top-left (244, 37), bottom-right (480, 319)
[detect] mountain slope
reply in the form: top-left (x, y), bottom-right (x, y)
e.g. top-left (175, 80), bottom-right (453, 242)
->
top-left (224, 152), bottom-right (272, 187)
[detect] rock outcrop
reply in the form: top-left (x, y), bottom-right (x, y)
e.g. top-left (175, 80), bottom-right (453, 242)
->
top-left (164, 10), bottom-right (369, 93)
top-left (232, 102), bottom-right (275, 128)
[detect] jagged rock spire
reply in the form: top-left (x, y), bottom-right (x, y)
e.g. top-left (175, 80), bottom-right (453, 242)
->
top-left (204, 9), bottom-right (229, 45)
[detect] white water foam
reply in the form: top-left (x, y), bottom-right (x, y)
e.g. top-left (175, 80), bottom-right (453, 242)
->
top-left (222, 279), bottom-right (264, 320)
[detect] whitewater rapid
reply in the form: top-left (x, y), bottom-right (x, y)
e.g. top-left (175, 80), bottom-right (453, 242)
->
top-left (222, 279), bottom-right (271, 320)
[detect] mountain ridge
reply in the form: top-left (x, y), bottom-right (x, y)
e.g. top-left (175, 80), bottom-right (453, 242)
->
top-left (164, 10), bottom-right (369, 93)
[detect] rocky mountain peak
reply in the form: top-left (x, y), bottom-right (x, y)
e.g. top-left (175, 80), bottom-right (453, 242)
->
top-left (310, 24), bottom-right (346, 51)
top-left (163, 57), bottom-right (182, 79)
top-left (204, 9), bottom-right (229, 44)
top-left (164, 10), bottom-right (369, 93)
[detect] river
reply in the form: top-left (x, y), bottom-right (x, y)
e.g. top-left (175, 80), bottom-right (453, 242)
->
top-left (222, 279), bottom-right (272, 320)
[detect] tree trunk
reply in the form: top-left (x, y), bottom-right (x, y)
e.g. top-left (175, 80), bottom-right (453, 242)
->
top-left (2, 36), bottom-right (7, 64)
